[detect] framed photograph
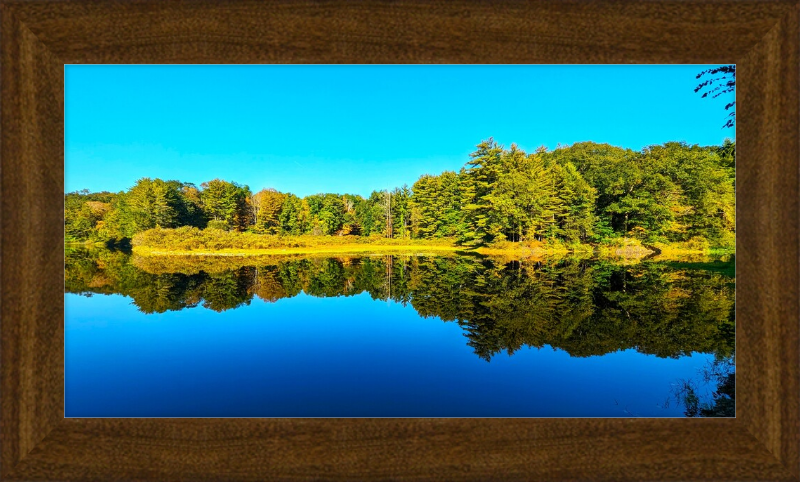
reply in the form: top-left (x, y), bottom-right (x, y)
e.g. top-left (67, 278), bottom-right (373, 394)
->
top-left (2, 1), bottom-right (798, 481)
top-left (63, 63), bottom-right (738, 420)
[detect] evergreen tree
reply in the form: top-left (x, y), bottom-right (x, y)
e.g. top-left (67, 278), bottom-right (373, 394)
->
top-left (459, 138), bottom-right (504, 245)
top-left (549, 161), bottom-right (596, 242)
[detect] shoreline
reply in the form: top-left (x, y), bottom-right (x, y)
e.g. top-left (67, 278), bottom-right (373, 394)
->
top-left (129, 243), bottom-right (732, 258)
top-left (132, 245), bottom-right (467, 257)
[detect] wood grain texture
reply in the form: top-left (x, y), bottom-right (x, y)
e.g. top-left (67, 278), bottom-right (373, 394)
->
top-left (1, 1), bottom-right (798, 481)
top-left (735, 3), bottom-right (800, 474)
top-left (1, 2), bottom-right (65, 477)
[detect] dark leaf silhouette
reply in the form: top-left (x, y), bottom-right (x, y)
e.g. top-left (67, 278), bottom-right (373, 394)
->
top-left (695, 65), bottom-right (736, 129)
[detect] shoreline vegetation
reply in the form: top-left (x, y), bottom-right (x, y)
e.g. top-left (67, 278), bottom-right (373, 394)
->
top-left (69, 226), bottom-right (734, 260)
top-left (66, 139), bottom-right (735, 259)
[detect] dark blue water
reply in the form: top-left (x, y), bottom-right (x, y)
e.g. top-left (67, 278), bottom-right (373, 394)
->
top-left (65, 250), bottom-right (734, 417)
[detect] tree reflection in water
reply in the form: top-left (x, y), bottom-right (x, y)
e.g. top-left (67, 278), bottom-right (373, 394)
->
top-left (66, 247), bottom-right (735, 364)
top-left (671, 356), bottom-right (735, 417)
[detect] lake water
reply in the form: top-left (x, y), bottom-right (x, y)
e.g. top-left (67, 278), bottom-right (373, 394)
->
top-left (65, 248), bottom-right (735, 417)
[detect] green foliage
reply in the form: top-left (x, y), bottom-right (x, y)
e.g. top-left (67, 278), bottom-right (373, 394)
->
top-left (200, 179), bottom-right (251, 231)
top-left (277, 194), bottom-right (308, 235)
top-left (361, 191), bottom-right (390, 237)
top-left (540, 140), bottom-right (735, 247)
top-left (409, 171), bottom-right (463, 238)
top-left (457, 140), bottom-right (599, 245)
top-left (458, 138), bottom-right (505, 245)
top-left (65, 190), bottom-right (116, 242)
top-left (65, 139), bottom-right (735, 249)
top-left (549, 161), bottom-right (597, 242)
top-left (178, 183), bottom-right (206, 228)
top-left (391, 185), bottom-right (412, 239)
top-left (306, 193), bottom-right (347, 235)
top-left (125, 178), bottom-right (183, 231)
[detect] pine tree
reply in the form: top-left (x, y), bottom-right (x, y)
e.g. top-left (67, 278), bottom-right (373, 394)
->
top-left (460, 138), bottom-right (504, 245)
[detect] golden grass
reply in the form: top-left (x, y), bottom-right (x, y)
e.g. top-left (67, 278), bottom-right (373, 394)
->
top-left (131, 237), bottom-right (731, 261)
top-left (133, 244), bottom-right (465, 257)
top-left (65, 240), bottom-right (105, 247)
top-left (474, 246), bottom-right (570, 257)
top-left (134, 243), bottom-right (590, 259)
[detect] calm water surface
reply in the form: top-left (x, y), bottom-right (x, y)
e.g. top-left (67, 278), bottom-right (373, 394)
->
top-left (65, 248), bottom-right (735, 417)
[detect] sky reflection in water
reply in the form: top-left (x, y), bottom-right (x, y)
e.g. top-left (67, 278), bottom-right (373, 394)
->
top-left (65, 251), bottom-right (733, 417)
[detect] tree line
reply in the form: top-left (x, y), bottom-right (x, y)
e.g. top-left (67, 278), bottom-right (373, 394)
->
top-left (66, 138), bottom-right (735, 247)
top-left (66, 248), bottom-right (735, 362)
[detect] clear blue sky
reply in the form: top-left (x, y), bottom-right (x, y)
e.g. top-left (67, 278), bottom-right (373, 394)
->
top-left (65, 65), bottom-right (735, 197)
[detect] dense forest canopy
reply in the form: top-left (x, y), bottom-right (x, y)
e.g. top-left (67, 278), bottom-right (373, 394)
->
top-left (65, 139), bottom-right (735, 248)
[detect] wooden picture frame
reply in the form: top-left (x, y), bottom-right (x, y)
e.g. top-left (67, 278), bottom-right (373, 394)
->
top-left (1, 1), bottom-right (798, 480)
